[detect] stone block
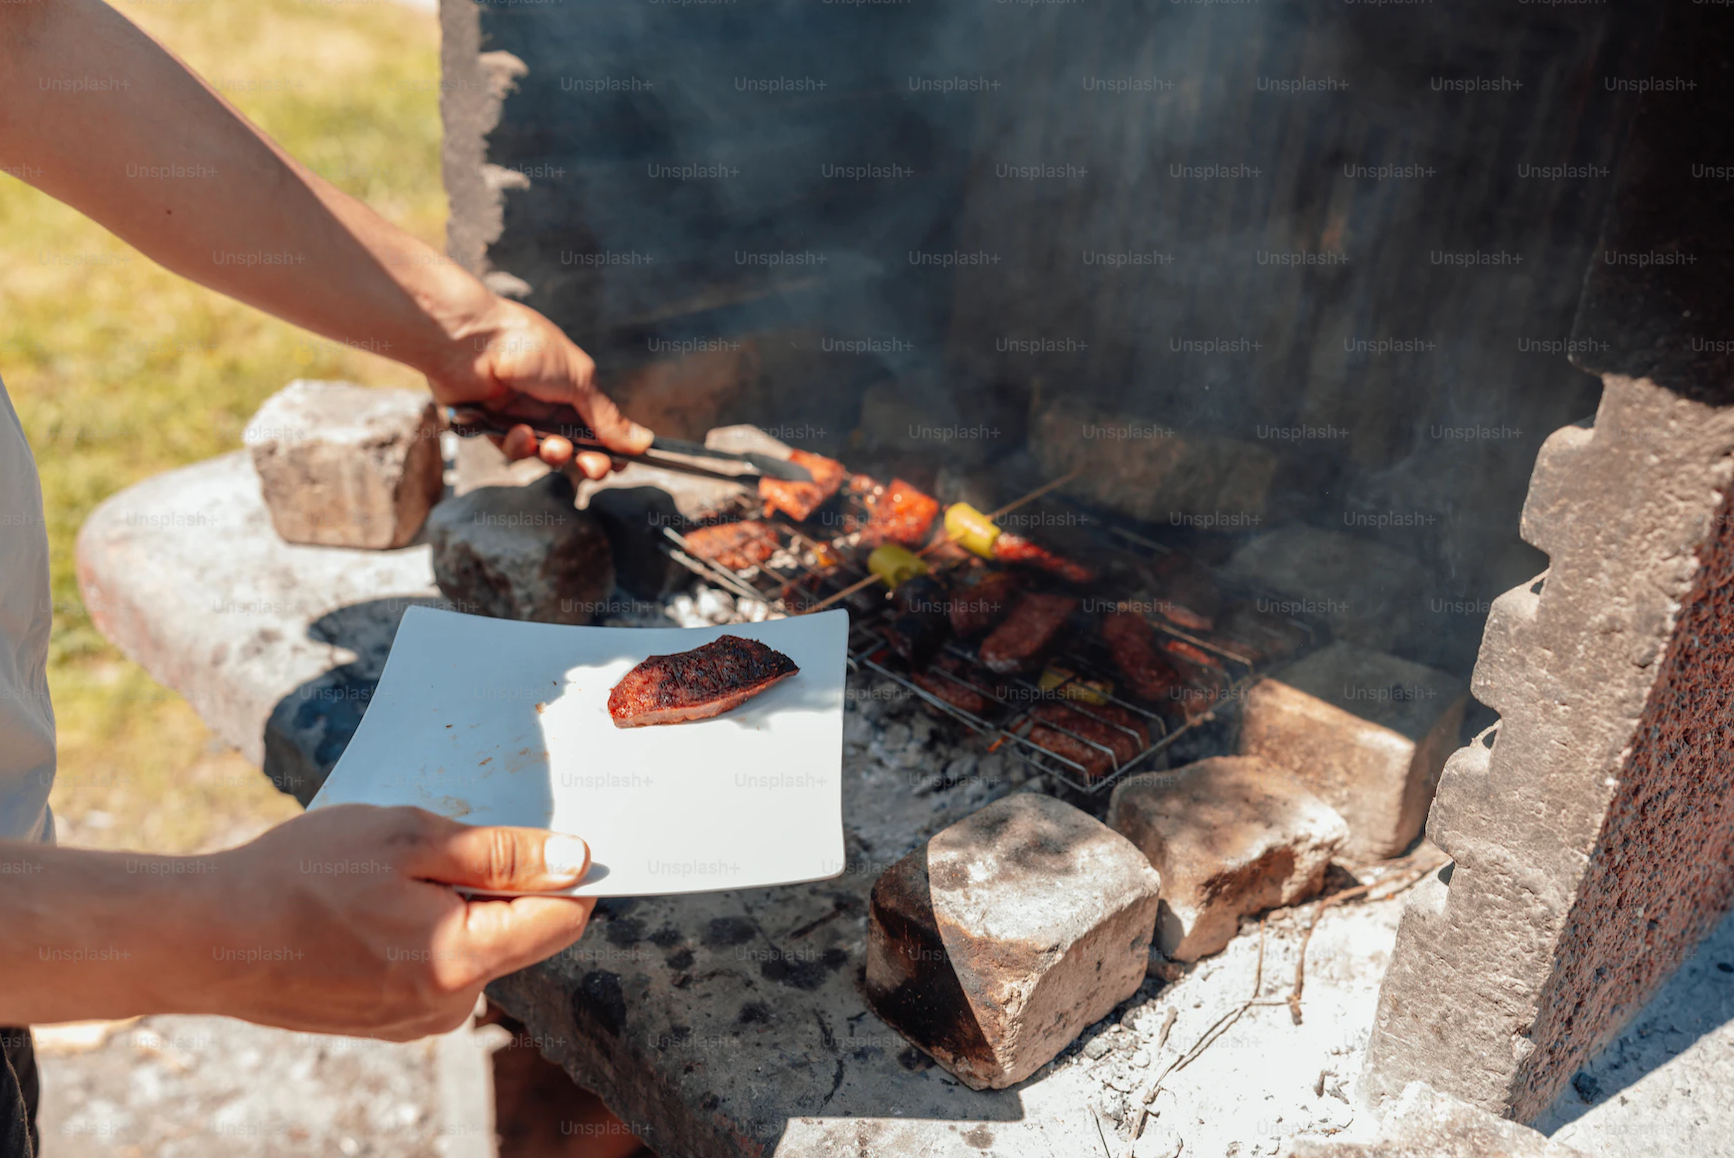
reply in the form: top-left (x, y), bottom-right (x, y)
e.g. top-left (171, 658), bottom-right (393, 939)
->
top-left (1221, 525), bottom-right (1429, 652)
top-left (244, 380), bottom-right (444, 550)
top-left (1029, 399), bottom-right (1277, 525)
top-left (1108, 756), bottom-right (1348, 961)
top-left (1293, 1083), bottom-right (1586, 1157)
top-left (427, 473), bottom-right (615, 625)
top-left (1362, 374), bottom-right (1734, 1120)
top-left (864, 793), bottom-right (1162, 1090)
top-left (1238, 642), bottom-right (1467, 861)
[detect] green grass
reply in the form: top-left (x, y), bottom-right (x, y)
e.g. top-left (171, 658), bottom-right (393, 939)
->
top-left (0, 0), bottom-right (445, 853)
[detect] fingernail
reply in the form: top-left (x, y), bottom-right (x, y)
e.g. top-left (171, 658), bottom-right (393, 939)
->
top-left (544, 835), bottom-right (589, 880)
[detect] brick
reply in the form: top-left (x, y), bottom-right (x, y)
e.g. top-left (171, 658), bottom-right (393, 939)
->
top-left (1221, 525), bottom-right (1429, 653)
top-left (1030, 398), bottom-right (1277, 525)
top-left (427, 473), bottom-right (615, 625)
top-left (1238, 642), bottom-right (1467, 861)
top-left (1108, 756), bottom-right (1348, 961)
top-left (864, 793), bottom-right (1162, 1090)
top-left (244, 380), bottom-right (444, 550)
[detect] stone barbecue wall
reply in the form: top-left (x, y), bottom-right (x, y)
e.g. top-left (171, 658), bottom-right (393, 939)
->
top-left (1518, 467), bottom-right (1734, 1115)
top-left (1361, 0), bottom-right (1734, 1117)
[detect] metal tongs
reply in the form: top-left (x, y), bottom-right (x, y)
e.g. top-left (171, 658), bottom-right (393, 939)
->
top-left (446, 405), bottom-right (814, 484)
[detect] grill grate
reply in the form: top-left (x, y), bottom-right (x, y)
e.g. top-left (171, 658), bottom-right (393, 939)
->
top-left (661, 483), bottom-right (1320, 794)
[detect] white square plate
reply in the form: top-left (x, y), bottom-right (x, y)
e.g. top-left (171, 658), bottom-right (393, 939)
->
top-left (309, 605), bottom-right (848, 897)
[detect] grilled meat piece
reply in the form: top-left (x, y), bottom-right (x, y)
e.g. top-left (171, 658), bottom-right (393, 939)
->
top-left (978, 593), bottom-right (1078, 674)
top-left (1026, 701), bottom-right (1149, 780)
top-left (949, 571), bottom-right (1020, 638)
top-left (682, 521), bottom-right (778, 571)
top-left (912, 655), bottom-right (993, 716)
top-left (1158, 637), bottom-right (1228, 722)
top-left (1142, 554), bottom-right (1220, 632)
top-left (759, 449), bottom-right (847, 521)
top-left (883, 576), bottom-right (950, 667)
top-left (859, 478), bottom-right (940, 547)
top-left (1102, 610), bottom-right (1184, 703)
top-left (608, 635), bottom-right (799, 727)
top-left (992, 532), bottom-right (1096, 584)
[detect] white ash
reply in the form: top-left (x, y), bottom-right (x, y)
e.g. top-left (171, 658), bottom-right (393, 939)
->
top-left (597, 581), bottom-right (771, 629)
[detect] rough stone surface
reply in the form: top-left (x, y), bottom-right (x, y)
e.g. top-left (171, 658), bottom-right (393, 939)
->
top-left (1294, 1083), bottom-right (1586, 1158)
top-left (1362, 374), bottom-right (1734, 1120)
top-left (427, 473), bottom-right (616, 626)
top-left (864, 793), bottom-right (1162, 1090)
top-left (245, 380), bottom-right (444, 550)
top-left (1239, 642), bottom-right (1467, 861)
top-left (1108, 756), bottom-right (1348, 961)
top-left (34, 1014), bottom-right (497, 1158)
top-left (74, 452), bottom-right (444, 802)
top-left (1223, 526), bottom-right (1430, 653)
top-left (1537, 902), bottom-right (1734, 1157)
top-left (1030, 398), bottom-right (1277, 525)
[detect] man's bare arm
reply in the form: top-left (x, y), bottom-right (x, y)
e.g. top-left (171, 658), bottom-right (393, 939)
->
top-left (0, 0), bottom-right (651, 474)
top-left (0, 807), bottom-right (596, 1038)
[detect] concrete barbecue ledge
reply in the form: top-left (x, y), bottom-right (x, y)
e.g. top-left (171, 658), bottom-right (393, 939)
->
top-left (70, 447), bottom-right (1414, 1157)
top-left (72, 445), bottom-right (1734, 1155)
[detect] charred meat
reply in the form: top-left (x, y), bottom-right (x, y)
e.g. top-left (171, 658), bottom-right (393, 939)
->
top-left (992, 532), bottom-right (1096, 584)
top-left (608, 635), bottom-right (799, 727)
top-left (860, 478), bottom-right (940, 547)
top-left (949, 571), bottom-right (1020, 639)
top-left (883, 576), bottom-right (950, 668)
top-left (1025, 701), bottom-right (1149, 780)
top-left (978, 593), bottom-right (1078, 674)
top-left (911, 655), bottom-right (994, 716)
top-left (1101, 610), bottom-right (1184, 703)
top-left (682, 521), bottom-right (778, 571)
top-left (759, 449), bottom-right (847, 521)
top-left (1158, 637), bottom-right (1228, 721)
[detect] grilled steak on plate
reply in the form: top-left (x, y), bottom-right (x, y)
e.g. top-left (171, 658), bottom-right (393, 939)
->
top-left (608, 635), bottom-right (800, 727)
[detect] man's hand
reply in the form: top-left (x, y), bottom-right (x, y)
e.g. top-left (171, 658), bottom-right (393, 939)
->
top-left (427, 298), bottom-right (654, 481)
top-left (0, 0), bottom-right (653, 482)
top-left (0, 807), bottom-right (595, 1039)
top-left (190, 806), bottom-right (595, 1039)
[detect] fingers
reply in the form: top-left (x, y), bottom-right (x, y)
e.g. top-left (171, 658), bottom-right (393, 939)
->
top-left (501, 424), bottom-right (538, 462)
top-left (456, 894), bottom-right (597, 980)
top-left (574, 451), bottom-right (613, 479)
top-left (403, 815), bottom-right (592, 893)
top-left (573, 386), bottom-right (654, 457)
